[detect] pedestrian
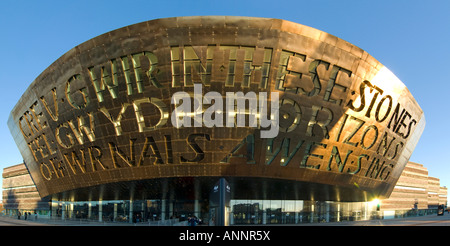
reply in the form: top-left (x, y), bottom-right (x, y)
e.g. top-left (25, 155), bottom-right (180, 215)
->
top-left (24, 212), bottom-right (27, 220)
top-left (17, 211), bottom-right (21, 220)
top-left (34, 212), bottom-right (38, 221)
top-left (189, 216), bottom-right (198, 226)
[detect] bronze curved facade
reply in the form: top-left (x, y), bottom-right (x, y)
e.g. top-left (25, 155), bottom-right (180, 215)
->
top-left (8, 16), bottom-right (425, 202)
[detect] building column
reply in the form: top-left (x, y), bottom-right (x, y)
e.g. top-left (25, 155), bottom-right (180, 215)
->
top-left (88, 202), bottom-right (92, 219)
top-left (364, 201), bottom-right (368, 220)
top-left (61, 203), bottom-right (66, 220)
top-left (129, 200), bottom-right (133, 223)
top-left (337, 203), bottom-right (341, 222)
top-left (69, 203), bottom-right (73, 219)
top-left (114, 203), bottom-right (118, 222)
top-left (195, 179), bottom-right (200, 218)
top-left (169, 201), bottom-right (174, 219)
top-left (230, 210), bottom-right (234, 225)
top-left (98, 201), bottom-right (103, 222)
top-left (195, 200), bottom-right (200, 218)
top-left (262, 210), bottom-right (267, 224)
top-left (141, 201), bottom-right (145, 222)
top-left (51, 201), bottom-right (58, 219)
top-left (161, 199), bottom-right (166, 220)
top-left (161, 179), bottom-right (168, 220)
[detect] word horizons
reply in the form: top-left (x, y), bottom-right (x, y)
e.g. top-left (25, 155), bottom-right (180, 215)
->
top-left (14, 44), bottom-right (419, 183)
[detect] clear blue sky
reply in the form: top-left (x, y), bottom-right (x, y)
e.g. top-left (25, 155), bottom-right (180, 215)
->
top-left (1, 0), bottom-right (449, 195)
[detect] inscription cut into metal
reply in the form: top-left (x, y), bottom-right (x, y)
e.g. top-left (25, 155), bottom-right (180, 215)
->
top-left (8, 16), bottom-right (425, 201)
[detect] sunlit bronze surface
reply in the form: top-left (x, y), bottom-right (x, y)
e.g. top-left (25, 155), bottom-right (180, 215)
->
top-left (8, 16), bottom-right (425, 202)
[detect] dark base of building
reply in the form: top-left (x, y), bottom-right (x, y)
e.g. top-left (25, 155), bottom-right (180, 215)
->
top-left (50, 176), bottom-right (379, 202)
top-left (29, 176), bottom-right (388, 225)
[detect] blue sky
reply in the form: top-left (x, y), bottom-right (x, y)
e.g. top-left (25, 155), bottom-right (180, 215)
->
top-left (1, 0), bottom-right (449, 195)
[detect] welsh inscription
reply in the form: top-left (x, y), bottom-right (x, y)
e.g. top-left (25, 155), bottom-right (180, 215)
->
top-left (16, 45), bottom-right (418, 183)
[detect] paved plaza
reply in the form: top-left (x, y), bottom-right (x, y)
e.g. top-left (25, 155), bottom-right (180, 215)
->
top-left (1, 213), bottom-right (449, 226)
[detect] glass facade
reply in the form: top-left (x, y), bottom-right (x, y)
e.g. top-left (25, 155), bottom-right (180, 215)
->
top-left (230, 200), bottom-right (383, 224)
top-left (4, 197), bottom-right (441, 225)
top-left (50, 199), bottom-right (208, 225)
top-left (47, 198), bottom-right (386, 225)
